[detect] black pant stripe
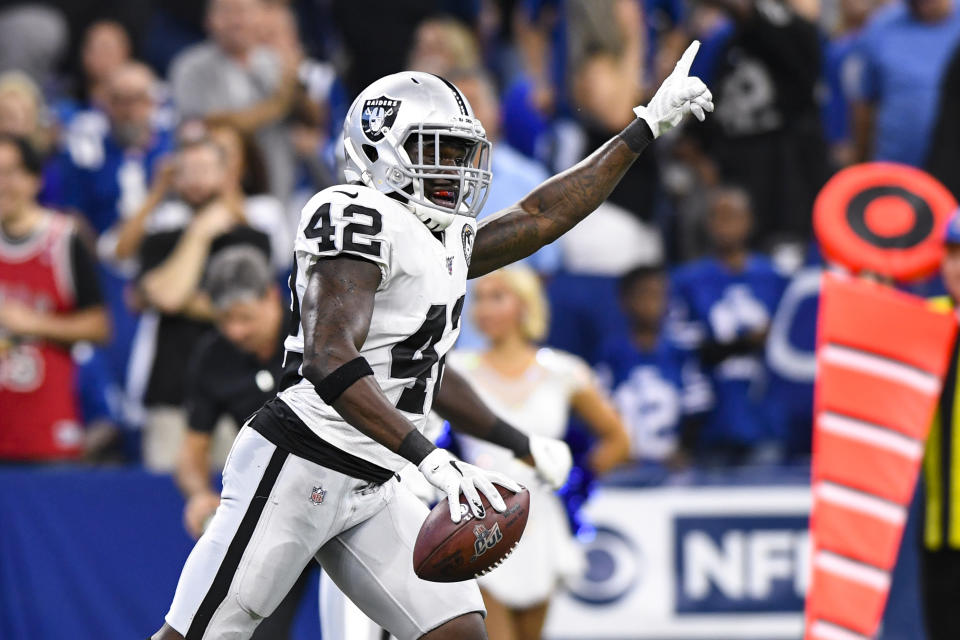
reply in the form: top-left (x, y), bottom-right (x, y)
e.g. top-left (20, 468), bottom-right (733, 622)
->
top-left (186, 447), bottom-right (289, 639)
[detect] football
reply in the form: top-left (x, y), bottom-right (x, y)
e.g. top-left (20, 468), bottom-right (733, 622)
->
top-left (413, 485), bottom-right (530, 582)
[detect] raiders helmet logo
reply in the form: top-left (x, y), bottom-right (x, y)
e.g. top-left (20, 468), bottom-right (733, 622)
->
top-left (461, 225), bottom-right (475, 267)
top-left (361, 96), bottom-right (401, 142)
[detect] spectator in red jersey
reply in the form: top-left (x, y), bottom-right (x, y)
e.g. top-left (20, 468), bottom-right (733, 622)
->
top-left (0, 135), bottom-right (110, 462)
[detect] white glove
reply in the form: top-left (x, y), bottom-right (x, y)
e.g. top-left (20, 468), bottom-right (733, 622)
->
top-left (633, 40), bottom-right (714, 138)
top-left (398, 463), bottom-right (442, 504)
top-left (529, 435), bottom-right (573, 490)
top-left (419, 448), bottom-right (523, 523)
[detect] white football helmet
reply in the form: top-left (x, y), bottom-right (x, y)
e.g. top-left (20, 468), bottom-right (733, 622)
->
top-left (343, 71), bottom-right (492, 230)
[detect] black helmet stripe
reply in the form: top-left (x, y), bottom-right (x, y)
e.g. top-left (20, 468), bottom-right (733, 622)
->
top-left (430, 73), bottom-right (468, 116)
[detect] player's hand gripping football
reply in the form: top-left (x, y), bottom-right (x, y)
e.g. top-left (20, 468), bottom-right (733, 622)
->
top-left (529, 435), bottom-right (574, 490)
top-left (633, 40), bottom-right (714, 138)
top-left (419, 448), bottom-right (523, 523)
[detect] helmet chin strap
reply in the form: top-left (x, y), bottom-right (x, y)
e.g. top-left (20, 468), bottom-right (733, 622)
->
top-left (404, 166), bottom-right (458, 231)
top-left (409, 200), bottom-right (456, 231)
top-left (352, 136), bottom-right (465, 231)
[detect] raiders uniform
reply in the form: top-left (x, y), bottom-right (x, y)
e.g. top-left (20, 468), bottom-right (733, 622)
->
top-left (164, 185), bottom-right (484, 640)
top-left (277, 184), bottom-right (475, 475)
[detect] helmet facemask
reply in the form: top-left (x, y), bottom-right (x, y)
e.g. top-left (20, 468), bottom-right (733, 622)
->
top-left (389, 121), bottom-right (492, 230)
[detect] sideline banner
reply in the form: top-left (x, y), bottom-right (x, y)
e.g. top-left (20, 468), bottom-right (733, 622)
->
top-left (545, 481), bottom-right (811, 639)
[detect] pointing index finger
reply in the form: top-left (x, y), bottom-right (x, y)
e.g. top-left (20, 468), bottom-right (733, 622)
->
top-left (673, 40), bottom-right (701, 77)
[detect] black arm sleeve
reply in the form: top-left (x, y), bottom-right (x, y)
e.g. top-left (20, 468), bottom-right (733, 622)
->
top-left (69, 232), bottom-right (103, 309)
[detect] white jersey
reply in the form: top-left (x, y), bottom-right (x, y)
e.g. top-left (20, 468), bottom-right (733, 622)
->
top-left (280, 185), bottom-right (476, 473)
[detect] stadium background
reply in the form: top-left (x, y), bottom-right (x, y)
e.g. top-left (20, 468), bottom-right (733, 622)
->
top-left (0, 0), bottom-right (955, 638)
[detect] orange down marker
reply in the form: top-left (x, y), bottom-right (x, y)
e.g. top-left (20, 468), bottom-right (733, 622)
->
top-left (804, 273), bottom-right (956, 640)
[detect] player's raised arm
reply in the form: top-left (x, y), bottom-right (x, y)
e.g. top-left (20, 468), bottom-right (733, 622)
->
top-left (468, 41), bottom-right (713, 278)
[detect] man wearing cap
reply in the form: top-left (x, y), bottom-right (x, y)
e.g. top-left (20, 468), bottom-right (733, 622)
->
top-left (922, 210), bottom-right (960, 639)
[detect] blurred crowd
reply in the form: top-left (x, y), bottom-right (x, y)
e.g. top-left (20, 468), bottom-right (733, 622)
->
top-left (2, 0), bottom-right (960, 475)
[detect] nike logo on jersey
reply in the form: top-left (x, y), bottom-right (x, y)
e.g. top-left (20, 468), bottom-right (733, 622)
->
top-left (333, 190), bottom-right (358, 198)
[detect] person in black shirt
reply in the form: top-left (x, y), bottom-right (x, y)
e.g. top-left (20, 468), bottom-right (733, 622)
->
top-left (174, 246), bottom-right (307, 640)
top-left (694, 0), bottom-right (828, 246)
top-left (136, 137), bottom-right (270, 471)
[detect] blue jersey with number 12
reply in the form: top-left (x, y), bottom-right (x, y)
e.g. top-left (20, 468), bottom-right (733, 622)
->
top-left (668, 256), bottom-right (787, 446)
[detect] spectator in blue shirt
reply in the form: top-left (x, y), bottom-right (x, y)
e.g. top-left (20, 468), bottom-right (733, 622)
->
top-left (504, 0), bottom-right (564, 159)
top-left (597, 265), bottom-right (712, 467)
top-left (53, 61), bottom-right (174, 397)
top-left (668, 186), bottom-right (787, 464)
top-left (822, 0), bottom-right (878, 168)
top-left (850, 0), bottom-right (960, 166)
top-left (56, 61), bottom-right (174, 236)
top-left (52, 21), bottom-right (133, 129)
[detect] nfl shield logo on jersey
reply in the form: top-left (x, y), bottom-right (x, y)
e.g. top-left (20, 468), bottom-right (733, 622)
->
top-left (461, 225), bottom-right (475, 267)
top-left (309, 485), bottom-right (326, 505)
top-left (362, 96), bottom-right (401, 142)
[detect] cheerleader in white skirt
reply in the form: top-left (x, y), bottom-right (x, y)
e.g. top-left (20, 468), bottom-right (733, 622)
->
top-left (447, 265), bottom-right (630, 640)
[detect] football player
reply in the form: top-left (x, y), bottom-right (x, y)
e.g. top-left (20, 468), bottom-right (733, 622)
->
top-left (153, 42), bottom-right (712, 640)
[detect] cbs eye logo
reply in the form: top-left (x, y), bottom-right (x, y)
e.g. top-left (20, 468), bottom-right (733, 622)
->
top-left (566, 526), bottom-right (641, 605)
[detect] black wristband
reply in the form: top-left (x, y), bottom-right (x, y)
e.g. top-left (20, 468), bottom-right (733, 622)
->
top-left (314, 357), bottom-right (373, 405)
top-left (397, 430), bottom-right (437, 466)
top-left (488, 418), bottom-right (532, 458)
top-left (618, 118), bottom-right (655, 154)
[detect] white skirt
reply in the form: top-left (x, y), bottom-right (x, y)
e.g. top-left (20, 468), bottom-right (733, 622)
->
top-left (478, 486), bottom-right (584, 608)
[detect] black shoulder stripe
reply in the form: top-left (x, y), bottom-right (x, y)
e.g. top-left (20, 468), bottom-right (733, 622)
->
top-left (431, 74), bottom-right (468, 116)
